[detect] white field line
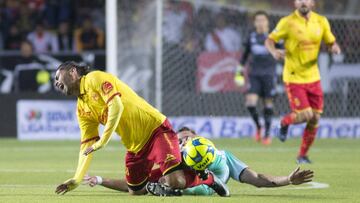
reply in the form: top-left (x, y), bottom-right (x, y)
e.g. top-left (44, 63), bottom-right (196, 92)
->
top-left (257, 182), bottom-right (329, 190)
top-left (0, 169), bottom-right (121, 174)
top-left (0, 182), bottom-right (329, 190)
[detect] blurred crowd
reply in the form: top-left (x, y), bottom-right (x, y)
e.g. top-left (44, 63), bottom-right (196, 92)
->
top-left (0, 0), bottom-right (105, 53)
top-left (158, 0), bottom-right (360, 63)
top-left (1, 0), bottom-right (359, 94)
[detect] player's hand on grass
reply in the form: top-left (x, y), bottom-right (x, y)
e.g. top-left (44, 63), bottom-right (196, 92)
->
top-left (270, 49), bottom-right (285, 60)
top-left (288, 167), bottom-right (314, 185)
top-left (55, 179), bottom-right (78, 195)
top-left (84, 146), bottom-right (95, 156)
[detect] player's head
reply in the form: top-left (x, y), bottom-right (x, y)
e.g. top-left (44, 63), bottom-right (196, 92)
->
top-left (253, 10), bottom-right (269, 33)
top-left (177, 127), bottom-right (197, 149)
top-left (294, 0), bottom-right (315, 16)
top-left (20, 40), bottom-right (33, 58)
top-left (54, 61), bottom-right (90, 96)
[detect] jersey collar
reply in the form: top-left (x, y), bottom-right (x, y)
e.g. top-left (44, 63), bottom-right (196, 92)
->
top-left (79, 76), bottom-right (86, 97)
top-left (295, 10), bottom-right (313, 22)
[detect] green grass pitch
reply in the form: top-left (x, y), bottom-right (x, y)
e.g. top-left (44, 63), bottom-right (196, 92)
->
top-left (0, 138), bottom-right (359, 203)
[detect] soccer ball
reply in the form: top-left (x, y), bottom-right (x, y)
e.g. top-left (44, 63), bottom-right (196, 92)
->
top-left (182, 137), bottom-right (216, 171)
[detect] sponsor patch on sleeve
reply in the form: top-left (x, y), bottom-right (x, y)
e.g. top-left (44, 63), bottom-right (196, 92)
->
top-left (102, 81), bottom-right (113, 94)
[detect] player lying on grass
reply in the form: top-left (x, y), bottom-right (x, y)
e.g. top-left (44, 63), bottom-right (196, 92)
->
top-left (83, 127), bottom-right (314, 195)
top-left (53, 61), bottom-right (229, 197)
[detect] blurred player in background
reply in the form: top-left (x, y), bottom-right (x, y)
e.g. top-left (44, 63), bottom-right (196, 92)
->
top-left (235, 11), bottom-right (279, 145)
top-left (265, 0), bottom-right (341, 163)
top-left (84, 127), bottom-right (314, 195)
top-left (53, 61), bottom-right (229, 196)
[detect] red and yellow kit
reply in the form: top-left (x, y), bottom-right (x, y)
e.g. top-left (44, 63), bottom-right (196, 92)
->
top-left (269, 10), bottom-right (336, 112)
top-left (285, 81), bottom-right (323, 113)
top-left (71, 71), bottom-right (181, 187)
top-left (269, 10), bottom-right (336, 84)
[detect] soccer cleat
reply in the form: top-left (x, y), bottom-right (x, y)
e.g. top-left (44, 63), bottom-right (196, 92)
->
top-left (254, 127), bottom-right (262, 142)
top-left (146, 182), bottom-right (182, 196)
top-left (262, 136), bottom-right (272, 145)
top-left (276, 124), bottom-right (289, 142)
top-left (297, 156), bottom-right (312, 164)
top-left (208, 171), bottom-right (230, 197)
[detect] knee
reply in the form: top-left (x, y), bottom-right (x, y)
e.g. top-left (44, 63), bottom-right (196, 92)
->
top-left (264, 99), bottom-right (273, 109)
top-left (245, 94), bottom-right (258, 106)
top-left (164, 171), bottom-right (186, 189)
top-left (310, 113), bottom-right (321, 124)
top-left (313, 113), bottom-right (321, 121)
top-left (299, 110), bottom-right (314, 122)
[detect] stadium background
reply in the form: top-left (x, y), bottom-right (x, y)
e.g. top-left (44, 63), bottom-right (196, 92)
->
top-left (0, 0), bottom-right (359, 139)
top-left (1, 1), bottom-right (360, 202)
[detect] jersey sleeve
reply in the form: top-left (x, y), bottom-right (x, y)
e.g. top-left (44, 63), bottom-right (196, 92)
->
top-left (322, 17), bottom-right (336, 44)
top-left (92, 96), bottom-right (124, 150)
top-left (72, 140), bottom-right (95, 184)
top-left (72, 110), bottom-right (99, 184)
top-left (268, 18), bottom-right (288, 43)
top-left (87, 72), bottom-right (121, 104)
top-left (240, 34), bottom-right (251, 65)
top-left (86, 72), bottom-right (124, 151)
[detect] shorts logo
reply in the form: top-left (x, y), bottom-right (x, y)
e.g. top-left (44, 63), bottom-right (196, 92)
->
top-left (294, 97), bottom-right (301, 107)
top-left (165, 154), bottom-right (176, 163)
top-left (102, 81), bottom-right (113, 94)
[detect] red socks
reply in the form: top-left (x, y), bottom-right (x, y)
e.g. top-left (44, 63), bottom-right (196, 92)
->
top-left (183, 168), bottom-right (214, 188)
top-left (149, 168), bottom-right (162, 182)
top-left (299, 125), bottom-right (318, 157)
top-left (281, 113), bottom-right (295, 126)
top-left (149, 167), bottom-right (214, 188)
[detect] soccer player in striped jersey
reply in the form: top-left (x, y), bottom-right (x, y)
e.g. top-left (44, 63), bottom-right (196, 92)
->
top-left (265, 0), bottom-right (341, 163)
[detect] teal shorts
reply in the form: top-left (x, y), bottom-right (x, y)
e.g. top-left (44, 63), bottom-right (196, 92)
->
top-left (223, 150), bottom-right (248, 182)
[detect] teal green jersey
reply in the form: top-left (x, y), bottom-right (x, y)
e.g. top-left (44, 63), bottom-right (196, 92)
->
top-left (183, 150), bottom-right (248, 195)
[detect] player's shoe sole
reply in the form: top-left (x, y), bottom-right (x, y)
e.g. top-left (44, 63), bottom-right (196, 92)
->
top-left (146, 182), bottom-right (182, 196)
top-left (208, 171), bottom-right (230, 197)
top-left (262, 137), bottom-right (272, 145)
top-left (276, 124), bottom-right (289, 142)
top-left (297, 156), bottom-right (312, 164)
top-left (254, 128), bottom-right (262, 142)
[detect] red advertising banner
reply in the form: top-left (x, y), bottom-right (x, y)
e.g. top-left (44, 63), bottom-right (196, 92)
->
top-left (196, 52), bottom-right (247, 93)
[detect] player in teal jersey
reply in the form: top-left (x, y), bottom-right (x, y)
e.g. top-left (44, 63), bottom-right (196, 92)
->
top-left (177, 127), bottom-right (313, 195)
top-left (83, 127), bottom-right (313, 195)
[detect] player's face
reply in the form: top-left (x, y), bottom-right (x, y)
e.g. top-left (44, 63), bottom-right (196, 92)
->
top-left (178, 130), bottom-right (196, 149)
top-left (294, 0), bottom-right (314, 16)
top-left (54, 68), bottom-right (79, 96)
top-left (254, 14), bottom-right (269, 33)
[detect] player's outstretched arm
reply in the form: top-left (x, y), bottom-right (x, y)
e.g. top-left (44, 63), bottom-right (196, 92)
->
top-left (55, 141), bottom-right (95, 195)
top-left (265, 38), bottom-right (285, 61)
top-left (84, 96), bottom-right (124, 155)
top-left (83, 175), bottom-right (129, 192)
top-left (240, 167), bottom-right (314, 188)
